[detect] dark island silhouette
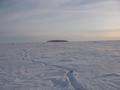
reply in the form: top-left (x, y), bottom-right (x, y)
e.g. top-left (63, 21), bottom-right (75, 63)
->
top-left (47, 40), bottom-right (68, 42)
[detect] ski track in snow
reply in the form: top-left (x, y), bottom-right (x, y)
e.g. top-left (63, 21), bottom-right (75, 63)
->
top-left (0, 41), bottom-right (120, 90)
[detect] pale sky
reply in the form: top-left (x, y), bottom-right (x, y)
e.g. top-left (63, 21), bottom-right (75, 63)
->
top-left (0, 0), bottom-right (120, 43)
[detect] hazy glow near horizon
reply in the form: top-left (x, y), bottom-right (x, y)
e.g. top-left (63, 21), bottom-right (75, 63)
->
top-left (0, 0), bottom-right (120, 42)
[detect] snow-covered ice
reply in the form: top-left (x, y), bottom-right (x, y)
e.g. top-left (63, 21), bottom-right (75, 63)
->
top-left (0, 41), bottom-right (120, 90)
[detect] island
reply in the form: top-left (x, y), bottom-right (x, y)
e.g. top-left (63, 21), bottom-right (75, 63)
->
top-left (47, 40), bottom-right (68, 42)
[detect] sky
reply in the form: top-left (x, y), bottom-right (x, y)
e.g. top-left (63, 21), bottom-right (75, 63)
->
top-left (0, 0), bottom-right (120, 43)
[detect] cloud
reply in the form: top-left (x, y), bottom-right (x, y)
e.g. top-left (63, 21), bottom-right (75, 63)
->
top-left (0, 0), bottom-right (120, 42)
top-left (1, 0), bottom-right (118, 23)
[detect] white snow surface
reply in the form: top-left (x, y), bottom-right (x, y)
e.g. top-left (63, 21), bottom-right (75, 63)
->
top-left (0, 41), bottom-right (120, 90)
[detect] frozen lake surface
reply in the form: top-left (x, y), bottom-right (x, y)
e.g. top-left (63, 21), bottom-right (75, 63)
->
top-left (0, 41), bottom-right (120, 90)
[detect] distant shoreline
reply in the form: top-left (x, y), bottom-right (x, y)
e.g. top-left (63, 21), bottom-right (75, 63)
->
top-left (1, 39), bottom-right (120, 44)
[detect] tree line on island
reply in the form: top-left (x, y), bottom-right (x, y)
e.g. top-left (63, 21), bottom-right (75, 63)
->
top-left (47, 40), bottom-right (68, 42)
